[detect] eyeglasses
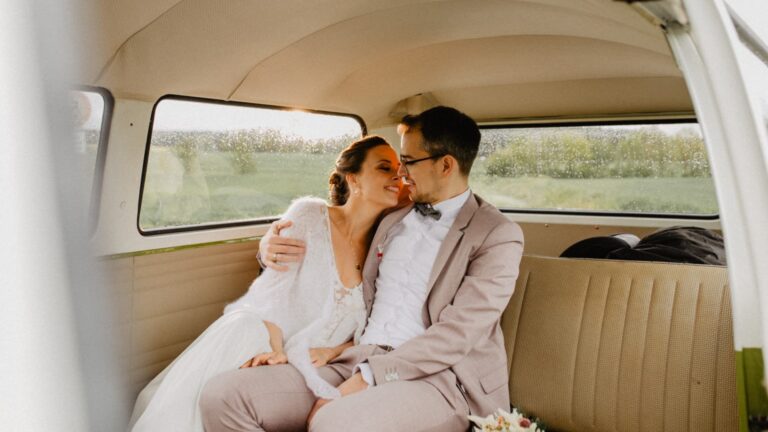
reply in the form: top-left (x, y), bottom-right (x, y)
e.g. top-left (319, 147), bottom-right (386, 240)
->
top-left (399, 154), bottom-right (446, 174)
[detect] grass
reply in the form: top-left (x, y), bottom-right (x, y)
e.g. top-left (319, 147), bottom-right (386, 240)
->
top-left (141, 151), bottom-right (337, 229)
top-left (139, 151), bottom-right (719, 229)
top-left (470, 175), bottom-right (717, 214)
top-left (470, 157), bottom-right (717, 214)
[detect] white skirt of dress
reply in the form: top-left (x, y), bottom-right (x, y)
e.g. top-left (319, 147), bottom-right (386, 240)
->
top-left (128, 309), bottom-right (271, 432)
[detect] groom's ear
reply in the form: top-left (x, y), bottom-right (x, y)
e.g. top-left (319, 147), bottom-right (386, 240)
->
top-left (439, 155), bottom-right (457, 177)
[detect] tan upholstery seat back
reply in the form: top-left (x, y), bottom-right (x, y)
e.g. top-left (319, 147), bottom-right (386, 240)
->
top-left (501, 255), bottom-right (737, 432)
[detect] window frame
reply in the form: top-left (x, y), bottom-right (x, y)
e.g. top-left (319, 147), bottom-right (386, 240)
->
top-left (478, 117), bottom-right (720, 220)
top-left (74, 85), bottom-right (114, 234)
top-left (137, 94), bottom-right (367, 236)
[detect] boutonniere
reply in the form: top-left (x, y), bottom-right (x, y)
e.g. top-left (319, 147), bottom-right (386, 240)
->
top-left (376, 244), bottom-right (384, 260)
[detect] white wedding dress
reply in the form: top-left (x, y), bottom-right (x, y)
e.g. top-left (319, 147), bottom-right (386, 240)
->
top-left (128, 197), bottom-right (366, 432)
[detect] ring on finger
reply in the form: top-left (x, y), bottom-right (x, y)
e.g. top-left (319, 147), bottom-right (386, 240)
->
top-left (271, 252), bottom-right (278, 262)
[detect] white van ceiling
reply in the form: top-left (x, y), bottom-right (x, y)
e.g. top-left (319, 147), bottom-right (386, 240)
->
top-left (80, 0), bottom-right (693, 127)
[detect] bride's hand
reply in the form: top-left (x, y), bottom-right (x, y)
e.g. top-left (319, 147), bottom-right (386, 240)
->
top-left (309, 347), bottom-right (335, 367)
top-left (239, 351), bottom-right (287, 368)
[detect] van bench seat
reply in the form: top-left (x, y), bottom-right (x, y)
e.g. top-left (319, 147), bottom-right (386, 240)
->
top-left (501, 255), bottom-right (737, 432)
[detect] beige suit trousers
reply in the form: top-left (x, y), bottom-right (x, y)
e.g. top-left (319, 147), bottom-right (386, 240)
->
top-left (200, 345), bottom-right (469, 432)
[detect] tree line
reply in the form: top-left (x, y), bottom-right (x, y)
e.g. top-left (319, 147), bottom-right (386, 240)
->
top-left (150, 129), bottom-right (357, 174)
top-left (480, 126), bottom-right (710, 178)
top-left (146, 125), bottom-right (711, 179)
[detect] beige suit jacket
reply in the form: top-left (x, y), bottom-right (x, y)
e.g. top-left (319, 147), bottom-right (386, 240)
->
top-left (352, 193), bottom-right (524, 416)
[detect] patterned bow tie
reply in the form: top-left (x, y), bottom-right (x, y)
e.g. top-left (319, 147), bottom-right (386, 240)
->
top-left (414, 202), bottom-right (442, 220)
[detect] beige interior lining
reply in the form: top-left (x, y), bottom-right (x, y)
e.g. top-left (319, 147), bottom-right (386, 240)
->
top-left (79, 0), bottom-right (690, 126)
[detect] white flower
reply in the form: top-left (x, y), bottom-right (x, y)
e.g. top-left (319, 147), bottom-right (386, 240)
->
top-left (468, 408), bottom-right (543, 432)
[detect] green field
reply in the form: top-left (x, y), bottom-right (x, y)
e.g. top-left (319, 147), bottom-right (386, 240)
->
top-left (140, 151), bottom-right (719, 230)
top-left (470, 175), bottom-right (717, 214)
top-left (469, 158), bottom-right (717, 213)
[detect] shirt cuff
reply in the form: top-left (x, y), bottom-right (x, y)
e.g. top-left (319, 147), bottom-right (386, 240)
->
top-left (354, 362), bottom-right (375, 386)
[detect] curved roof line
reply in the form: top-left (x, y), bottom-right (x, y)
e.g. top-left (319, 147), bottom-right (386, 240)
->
top-left (93, 0), bottom-right (187, 83)
top-left (224, 0), bottom-right (662, 99)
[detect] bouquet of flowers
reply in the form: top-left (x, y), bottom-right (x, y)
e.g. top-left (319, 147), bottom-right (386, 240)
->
top-left (468, 408), bottom-right (544, 432)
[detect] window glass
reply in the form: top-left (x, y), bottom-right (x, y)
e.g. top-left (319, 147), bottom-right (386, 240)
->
top-left (70, 89), bottom-right (106, 202)
top-left (140, 98), bottom-right (363, 231)
top-left (70, 89), bottom-right (109, 231)
top-left (471, 123), bottom-right (718, 215)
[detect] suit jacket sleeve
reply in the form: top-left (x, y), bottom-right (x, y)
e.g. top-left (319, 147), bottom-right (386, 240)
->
top-left (365, 219), bottom-right (524, 384)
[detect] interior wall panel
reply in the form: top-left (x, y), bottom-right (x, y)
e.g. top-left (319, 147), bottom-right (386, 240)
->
top-left (105, 240), bottom-right (260, 397)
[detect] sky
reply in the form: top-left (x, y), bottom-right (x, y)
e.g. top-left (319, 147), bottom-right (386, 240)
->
top-left (150, 99), bottom-right (363, 139)
top-left (77, 95), bottom-right (362, 140)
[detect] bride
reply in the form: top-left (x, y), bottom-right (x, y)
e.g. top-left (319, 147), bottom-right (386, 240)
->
top-left (128, 135), bottom-right (402, 432)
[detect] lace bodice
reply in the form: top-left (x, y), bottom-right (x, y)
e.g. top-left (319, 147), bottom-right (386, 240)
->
top-left (224, 197), bottom-right (368, 399)
top-left (310, 283), bottom-right (365, 347)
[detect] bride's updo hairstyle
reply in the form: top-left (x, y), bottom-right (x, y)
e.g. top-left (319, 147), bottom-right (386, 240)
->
top-left (329, 135), bottom-right (390, 205)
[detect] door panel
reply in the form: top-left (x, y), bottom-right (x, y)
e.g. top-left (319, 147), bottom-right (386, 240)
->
top-left (105, 240), bottom-right (260, 397)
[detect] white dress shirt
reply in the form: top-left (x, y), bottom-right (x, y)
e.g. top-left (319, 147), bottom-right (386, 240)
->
top-left (356, 189), bottom-right (471, 385)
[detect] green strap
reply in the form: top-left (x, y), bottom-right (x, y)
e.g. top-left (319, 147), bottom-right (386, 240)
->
top-left (737, 348), bottom-right (768, 431)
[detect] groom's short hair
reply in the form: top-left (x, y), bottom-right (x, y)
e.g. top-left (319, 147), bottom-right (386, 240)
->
top-left (399, 106), bottom-right (481, 176)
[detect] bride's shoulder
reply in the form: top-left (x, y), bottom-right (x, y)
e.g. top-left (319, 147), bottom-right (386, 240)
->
top-left (283, 196), bottom-right (329, 220)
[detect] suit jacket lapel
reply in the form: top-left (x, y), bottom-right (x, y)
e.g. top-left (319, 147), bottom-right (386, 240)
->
top-left (362, 204), bottom-right (413, 313)
top-left (423, 194), bottom-right (479, 321)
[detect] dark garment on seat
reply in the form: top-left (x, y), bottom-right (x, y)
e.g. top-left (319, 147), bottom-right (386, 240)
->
top-left (561, 226), bottom-right (726, 265)
top-left (560, 236), bottom-right (634, 259)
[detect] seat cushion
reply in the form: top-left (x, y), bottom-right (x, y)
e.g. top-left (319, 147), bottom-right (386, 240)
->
top-left (501, 255), bottom-right (737, 432)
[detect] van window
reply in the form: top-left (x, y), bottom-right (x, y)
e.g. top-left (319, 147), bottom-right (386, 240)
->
top-left (70, 88), bottom-right (110, 225)
top-left (139, 97), bottom-right (363, 232)
top-left (473, 122), bottom-right (718, 215)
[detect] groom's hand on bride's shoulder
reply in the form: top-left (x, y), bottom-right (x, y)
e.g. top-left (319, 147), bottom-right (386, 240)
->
top-left (239, 351), bottom-right (287, 369)
top-left (258, 220), bottom-right (306, 272)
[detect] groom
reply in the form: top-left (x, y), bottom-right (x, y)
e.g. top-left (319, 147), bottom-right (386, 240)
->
top-left (200, 106), bottom-right (524, 431)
